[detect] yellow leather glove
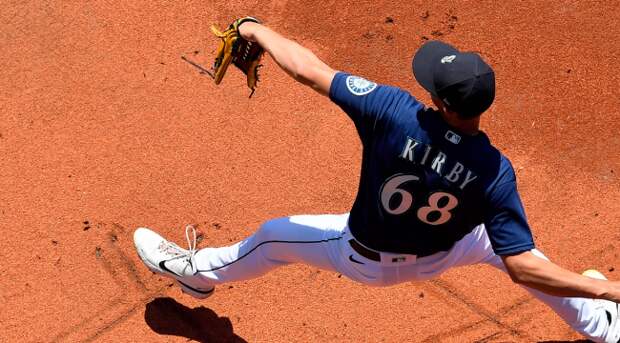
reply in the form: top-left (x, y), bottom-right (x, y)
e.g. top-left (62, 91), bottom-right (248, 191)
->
top-left (211, 17), bottom-right (264, 97)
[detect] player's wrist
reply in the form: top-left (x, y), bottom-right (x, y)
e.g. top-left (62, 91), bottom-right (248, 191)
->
top-left (603, 281), bottom-right (620, 303)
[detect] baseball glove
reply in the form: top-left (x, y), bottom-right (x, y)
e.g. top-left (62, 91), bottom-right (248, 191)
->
top-left (211, 17), bottom-right (264, 97)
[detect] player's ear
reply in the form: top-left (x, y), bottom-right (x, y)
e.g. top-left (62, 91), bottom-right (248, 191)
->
top-left (432, 95), bottom-right (462, 118)
top-left (431, 96), bottom-right (447, 114)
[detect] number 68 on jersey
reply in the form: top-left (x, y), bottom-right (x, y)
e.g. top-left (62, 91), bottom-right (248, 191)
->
top-left (380, 173), bottom-right (459, 226)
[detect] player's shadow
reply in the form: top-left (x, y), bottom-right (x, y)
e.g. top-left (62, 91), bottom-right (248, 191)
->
top-left (145, 297), bottom-right (247, 343)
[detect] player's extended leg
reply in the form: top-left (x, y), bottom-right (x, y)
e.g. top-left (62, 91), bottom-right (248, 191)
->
top-left (396, 225), bottom-right (616, 342)
top-left (134, 213), bottom-right (375, 298)
top-left (482, 249), bottom-right (617, 342)
top-left (192, 214), bottom-right (348, 283)
top-left (465, 225), bottom-right (617, 343)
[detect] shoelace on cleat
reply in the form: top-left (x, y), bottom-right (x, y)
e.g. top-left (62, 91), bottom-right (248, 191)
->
top-left (185, 224), bottom-right (197, 274)
top-left (157, 225), bottom-right (198, 274)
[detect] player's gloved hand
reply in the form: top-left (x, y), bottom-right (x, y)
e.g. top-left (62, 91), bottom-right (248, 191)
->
top-left (210, 16), bottom-right (264, 97)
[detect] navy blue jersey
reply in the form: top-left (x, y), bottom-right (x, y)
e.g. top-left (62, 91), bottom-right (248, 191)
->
top-left (329, 72), bottom-right (534, 256)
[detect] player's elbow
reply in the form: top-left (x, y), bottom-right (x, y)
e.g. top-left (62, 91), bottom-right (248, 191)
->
top-left (295, 62), bottom-right (321, 83)
top-left (501, 252), bottom-right (538, 285)
top-left (506, 268), bottom-right (529, 285)
top-left (292, 50), bottom-right (329, 80)
top-left (286, 46), bottom-right (313, 78)
top-left (291, 64), bottom-right (311, 83)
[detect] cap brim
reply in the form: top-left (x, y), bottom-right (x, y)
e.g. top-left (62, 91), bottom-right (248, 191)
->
top-left (412, 41), bottom-right (459, 95)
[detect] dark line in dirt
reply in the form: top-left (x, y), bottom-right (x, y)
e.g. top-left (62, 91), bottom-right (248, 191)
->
top-left (52, 222), bottom-right (177, 341)
top-left (51, 223), bottom-right (142, 342)
top-left (51, 242), bottom-right (134, 342)
top-left (82, 303), bottom-right (142, 342)
top-left (97, 245), bottom-right (128, 289)
top-left (51, 289), bottom-right (169, 342)
top-left (473, 331), bottom-right (503, 343)
top-left (50, 296), bottom-right (124, 343)
top-left (428, 280), bottom-right (530, 339)
top-left (497, 296), bottom-right (533, 316)
top-left (181, 55), bottom-right (215, 79)
top-left (421, 318), bottom-right (489, 342)
top-left (111, 222), bottom-right (127, 233)
top-left (107, 227), bottom-right (149, 293)
top-left (81, 289), bottom-right (171, 342)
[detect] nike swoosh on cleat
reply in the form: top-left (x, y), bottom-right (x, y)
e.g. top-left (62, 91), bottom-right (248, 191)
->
top-left (159, 260), bottom-right (183, 277)
top-left (349, 254), bottom-right (365, 265)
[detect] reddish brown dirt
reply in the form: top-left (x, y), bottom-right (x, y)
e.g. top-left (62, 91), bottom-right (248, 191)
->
top-left (1, 1), bottom-right (619, 342)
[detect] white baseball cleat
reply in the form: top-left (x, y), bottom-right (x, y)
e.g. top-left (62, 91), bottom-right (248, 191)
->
top-left (582, 269), bottom-right (619, 343)
top-left (134, 225), bottom-right (215, 299)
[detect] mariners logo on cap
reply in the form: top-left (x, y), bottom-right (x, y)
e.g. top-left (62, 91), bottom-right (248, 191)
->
top-left (440, 55), bottom-right (456, 64)
top-left (346, 76), bottom-right (377, 96)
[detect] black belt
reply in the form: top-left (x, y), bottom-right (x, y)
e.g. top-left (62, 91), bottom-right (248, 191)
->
top-left (348, 239), bottom-right (381, 261)
top-left (348, 239), bottom-right (436, 262)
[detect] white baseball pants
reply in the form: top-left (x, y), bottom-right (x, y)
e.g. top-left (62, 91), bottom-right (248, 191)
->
top-left (193, 213), bottom-right (613, 342)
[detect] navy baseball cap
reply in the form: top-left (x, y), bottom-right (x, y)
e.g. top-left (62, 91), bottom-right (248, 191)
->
top-left (412, 41), bottom-right (495, 118)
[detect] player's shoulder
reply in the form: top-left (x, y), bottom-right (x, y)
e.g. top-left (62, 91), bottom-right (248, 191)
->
top-left (454, 132), bottom-right (516, 192)
top-left (331, 72), bottom-right (420, 104)
top-left (498, 153), bottom-right (517, 180)
top-left (483, 151), bottom-right (518, 193)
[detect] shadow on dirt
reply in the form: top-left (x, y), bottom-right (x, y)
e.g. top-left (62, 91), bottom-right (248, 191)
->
top-left (539, 340), bottom-right (591, 343)
top-left (145, 297), bottom-right (247, 343)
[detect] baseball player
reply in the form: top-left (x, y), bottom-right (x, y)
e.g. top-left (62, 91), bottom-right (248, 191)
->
top-left (134, 18), bottom-right (620, 342)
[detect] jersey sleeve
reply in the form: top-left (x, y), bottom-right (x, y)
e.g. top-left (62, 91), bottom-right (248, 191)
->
top-left (329, 72), bottom-right (408, 144)
top-left (484, 170), bottom-right (535, 256)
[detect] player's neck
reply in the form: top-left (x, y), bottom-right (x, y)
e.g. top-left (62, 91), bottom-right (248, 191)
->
top-left (439, 111), bottom-right (481, 136)
top-left (431, 97), bottom-right (481, 136)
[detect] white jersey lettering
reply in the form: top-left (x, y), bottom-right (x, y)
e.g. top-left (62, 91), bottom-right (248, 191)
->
top-left (431, 151), bottom-right (447, 175)
top-left (398, 137), bottom-right (478, 190)
top-left (459, 170), bottom-right (478, 189)
top-left (445, 162), bottom-right (465, 183)
top-left (400, 138), bottom-right (420, 161)
top-left (420, 144), bottom-right (432, 166)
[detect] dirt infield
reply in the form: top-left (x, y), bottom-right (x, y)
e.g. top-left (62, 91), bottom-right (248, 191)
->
top-left (1, 1), bottom-right (619, 342)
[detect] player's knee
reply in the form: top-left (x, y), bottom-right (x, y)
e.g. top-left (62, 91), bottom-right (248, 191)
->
top-left (256, 217), bottom-right (289, 241)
